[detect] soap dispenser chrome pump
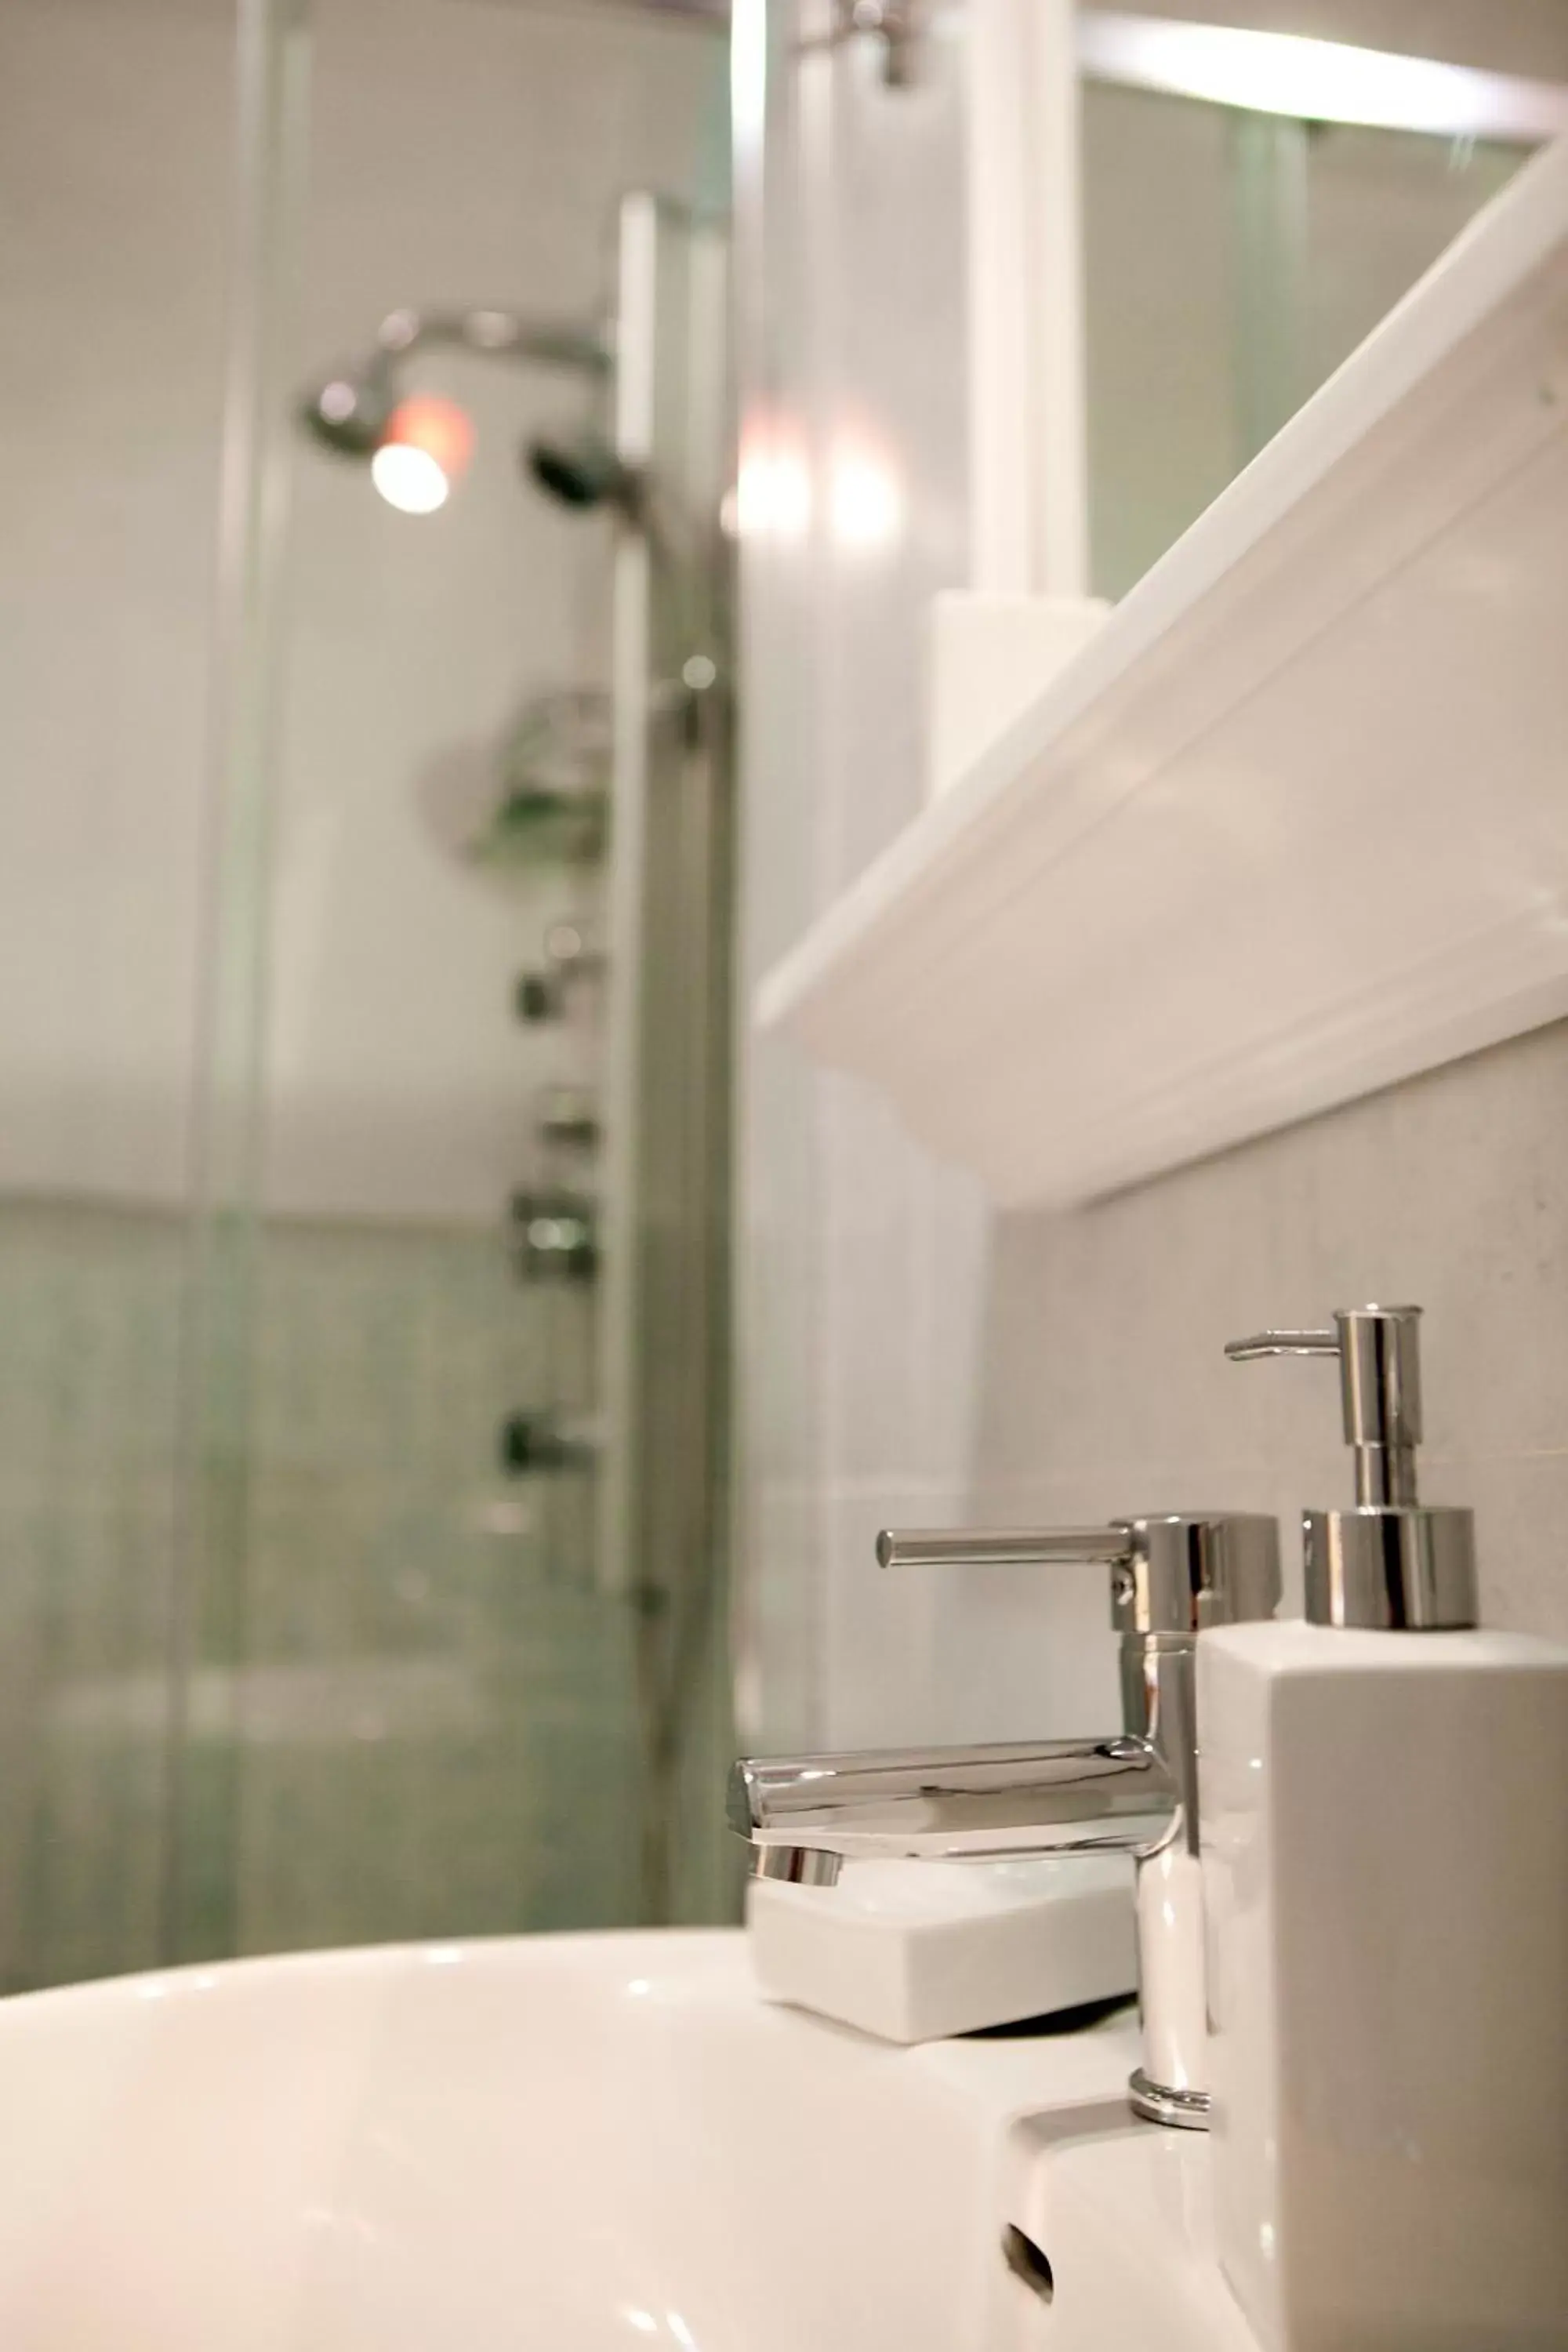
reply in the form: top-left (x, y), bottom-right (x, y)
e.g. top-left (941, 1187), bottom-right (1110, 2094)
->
top-left (1201, 1304), bottom-right (1568, 2352)
top-left (1225, 1304), bottom-right (1477, 1628)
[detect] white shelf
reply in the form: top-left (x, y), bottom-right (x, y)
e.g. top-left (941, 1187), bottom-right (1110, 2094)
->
top-left (757, 134), bottom-right (1568, 1207)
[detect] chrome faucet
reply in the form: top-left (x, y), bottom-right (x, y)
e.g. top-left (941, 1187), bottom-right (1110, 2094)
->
top-left (728, 1511), bottom-right (1280, 2129)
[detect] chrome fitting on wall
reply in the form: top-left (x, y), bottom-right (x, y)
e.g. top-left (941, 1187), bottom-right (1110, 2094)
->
top-left (797, 1), bottom-right (923, 88)
top-left (508, 1189), bottom-right (599, 1283)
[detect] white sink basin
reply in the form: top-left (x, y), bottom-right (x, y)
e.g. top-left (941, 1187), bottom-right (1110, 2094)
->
top-left (0, 1929), bottom-right (1251, 2350)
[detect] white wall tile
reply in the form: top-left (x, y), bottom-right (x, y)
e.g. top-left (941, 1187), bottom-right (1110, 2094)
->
top-left (978, 1018), bottom-right (1568, 1643)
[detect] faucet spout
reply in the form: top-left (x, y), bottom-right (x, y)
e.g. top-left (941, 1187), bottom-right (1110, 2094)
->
top-left (728, 1508), bottom-right (1280, 2131)
top-left (728, 1736), bottom-right (1178, 1867)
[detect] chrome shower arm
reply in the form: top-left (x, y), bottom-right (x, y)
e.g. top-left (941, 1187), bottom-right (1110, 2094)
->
top-left (372, 304), bottom-right (612, 377)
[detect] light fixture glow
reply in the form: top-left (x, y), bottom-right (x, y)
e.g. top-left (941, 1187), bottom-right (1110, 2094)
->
top-left (827, 443), bottom-right (903, 551)
top-left (731, 0), bottom-right (768, 154)
top-left (1076, 14), bottom-right (1568, 142)
top-left (735, 419), bottom-right (813, 542)
top-left (768, 449), bottom-right (814, 539)
top-left (371, 442), bottom-right (450, 514)
top-left (369, 394), bottom-right (474, 515)
top-left (390, 394), bottom-right (474, 476)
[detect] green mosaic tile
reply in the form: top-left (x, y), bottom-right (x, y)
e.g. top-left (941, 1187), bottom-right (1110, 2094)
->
top-left (0, 1198), bottom-right (728, 1991)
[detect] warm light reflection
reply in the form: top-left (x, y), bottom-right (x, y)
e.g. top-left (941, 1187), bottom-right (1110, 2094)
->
top-left (827, 441), bottom-right (903, 552)
top-left (735, 417), bottom-right (905, 552)
top-left (735, 419), bottom-right (812, 542)
top-left (1076, 14), bottom-right (1568, 140)
top-left (371, 443), bottom-right (450, 514)
top-left (371, 394), bottom-right (474, 515)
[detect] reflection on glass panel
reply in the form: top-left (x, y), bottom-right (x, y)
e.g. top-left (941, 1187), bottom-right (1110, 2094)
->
top-left (1086, 82), bottom-right (1526, 599)
top-left (0, 0), bottom-right (239, 1993)
top-left (191, 0), bottom-right (737, 1961)
top-left (0, 0), bottom-right (736, 1993)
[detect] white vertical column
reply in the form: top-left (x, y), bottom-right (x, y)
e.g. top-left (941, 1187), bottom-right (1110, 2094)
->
top-left (597, 191), bottom-right (659, 1599)
top-left (934, 0), bottom-right (1100, 801)
top-left (964, 0), bottom-right (1088, 599)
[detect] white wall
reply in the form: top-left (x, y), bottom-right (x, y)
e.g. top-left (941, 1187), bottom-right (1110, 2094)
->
top-left (0, 0), bottom-right (727, 1224)
top-left (0, 0), bottom-right (233, 1204)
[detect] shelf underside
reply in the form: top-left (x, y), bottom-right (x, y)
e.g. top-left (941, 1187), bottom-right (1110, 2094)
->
top-left (759, 137), bottom-right (1568, 1206)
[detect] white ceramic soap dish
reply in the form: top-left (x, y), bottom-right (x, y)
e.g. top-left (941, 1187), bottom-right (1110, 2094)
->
top-left (747, 1854), bottom-right (1136, 2044)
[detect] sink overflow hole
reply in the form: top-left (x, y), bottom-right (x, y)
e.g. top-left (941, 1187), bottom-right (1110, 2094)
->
top-left (1002, 2223), bottom-right (1054, 2305)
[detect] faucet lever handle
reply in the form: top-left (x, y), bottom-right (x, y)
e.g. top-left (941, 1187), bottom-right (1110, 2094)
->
top-left (874, 1526), bottom-right (1130, 1571)
top-left (879, 1516), bottom-right (1280, 1635)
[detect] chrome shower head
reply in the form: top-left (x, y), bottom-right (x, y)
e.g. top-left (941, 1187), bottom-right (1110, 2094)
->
top-left (525, 433), bottom-right (642, 516)
top-left (296, 307), bottom-right (611, 474)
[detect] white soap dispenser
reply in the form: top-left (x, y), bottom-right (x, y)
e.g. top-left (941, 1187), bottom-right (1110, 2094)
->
top-left (1200, 1305), bottom-right (1568, 2352)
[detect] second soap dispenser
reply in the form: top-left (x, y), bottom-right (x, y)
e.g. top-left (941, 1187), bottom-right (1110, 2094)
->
top-left (1200, 1305), bottom-right (1568, 2352)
